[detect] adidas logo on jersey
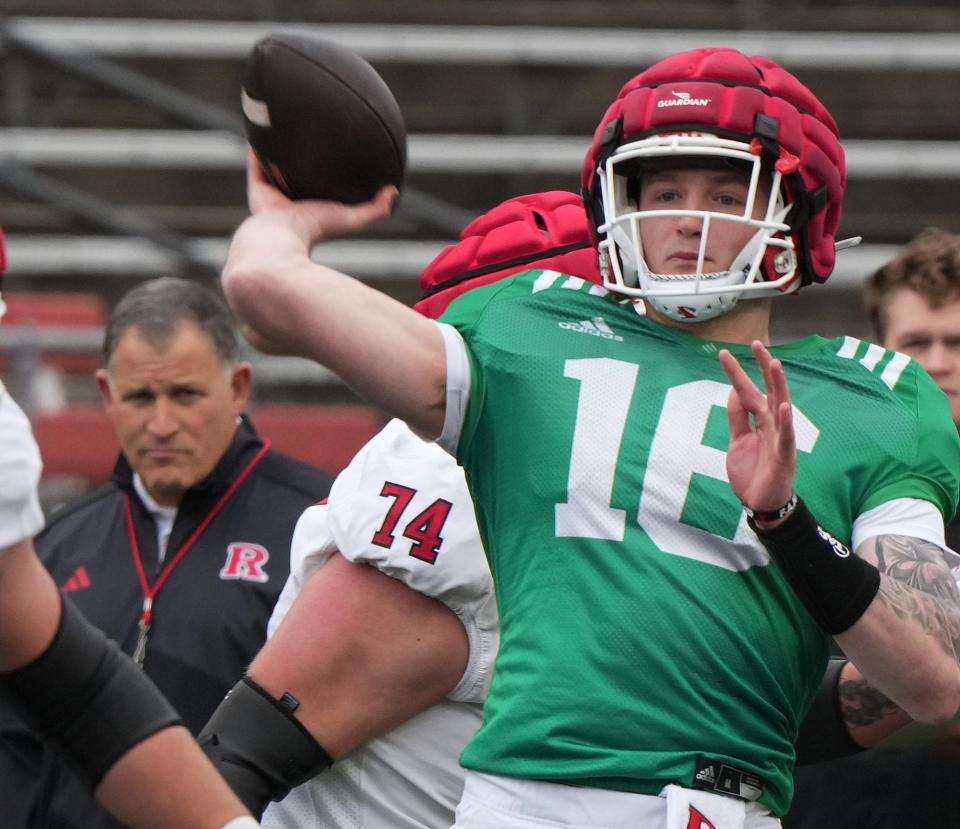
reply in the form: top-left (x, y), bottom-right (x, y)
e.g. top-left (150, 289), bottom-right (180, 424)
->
top-left (559, 316), bottom-right (623, 341)
top-left (695, 766), bottom-right (716, 785)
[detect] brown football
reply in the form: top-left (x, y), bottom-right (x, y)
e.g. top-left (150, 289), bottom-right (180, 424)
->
top-left (241, 33), bottom-right (406, 203)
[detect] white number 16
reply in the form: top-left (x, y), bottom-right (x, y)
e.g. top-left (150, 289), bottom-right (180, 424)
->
top-left (555, 357), bottom-right (819, 572)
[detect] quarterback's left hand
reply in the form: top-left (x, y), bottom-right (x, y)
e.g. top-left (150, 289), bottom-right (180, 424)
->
top-left (719, 341), bottom-right (796, 516)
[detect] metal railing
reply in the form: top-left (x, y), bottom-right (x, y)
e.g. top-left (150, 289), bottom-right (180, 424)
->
top-left (1, 129), bottom-right (958, 178)
top-left (6, 19), bottom-right (960, 69)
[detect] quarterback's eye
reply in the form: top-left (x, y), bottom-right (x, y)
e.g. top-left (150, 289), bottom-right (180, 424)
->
top-left (712, 181), bottom-right (752, 212)
top-left (640, 185), bottom-right (681, 208)
top-left (716, 192), bottom-right (743, 208)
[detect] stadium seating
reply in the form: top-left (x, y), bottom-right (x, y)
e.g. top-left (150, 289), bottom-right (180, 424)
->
top-left (0, 2), bottom-right (957, 506)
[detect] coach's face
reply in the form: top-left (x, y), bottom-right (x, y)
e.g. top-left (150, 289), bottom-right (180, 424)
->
top-left (96, 321), bottom-right (251, 506)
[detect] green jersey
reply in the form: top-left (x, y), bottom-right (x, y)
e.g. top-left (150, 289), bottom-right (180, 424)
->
top-left (439, 270), bottom-right (960, 816)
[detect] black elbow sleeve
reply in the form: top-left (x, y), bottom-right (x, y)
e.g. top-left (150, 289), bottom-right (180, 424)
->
top-left (199, 674), bottom-right (333, 818)
top-left (0, 594), bottom-right (181, 788)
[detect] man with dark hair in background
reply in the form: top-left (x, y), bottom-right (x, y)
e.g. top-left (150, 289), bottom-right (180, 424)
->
top-left (0, 228), bottom-right (259, 828)
top-left (0, 276), bottom-right (333, 829)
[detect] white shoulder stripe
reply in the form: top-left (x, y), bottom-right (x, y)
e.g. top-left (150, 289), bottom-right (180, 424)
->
top-left (859, 342), bottom-right (885, 371)
top-left (532, 271), bottom-right (610, 296)
top-left (532, 270), bottom-right (561, 293)
top-left (880, 351), bottom-right (911, 390)
top-left (834, 336), bottom-right (912, 390)
top-left (837, 335), bottom-right (860, 359)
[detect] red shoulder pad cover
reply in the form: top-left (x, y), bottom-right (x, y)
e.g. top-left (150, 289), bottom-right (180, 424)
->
top-left (415, 190), bottom-right (600, 319)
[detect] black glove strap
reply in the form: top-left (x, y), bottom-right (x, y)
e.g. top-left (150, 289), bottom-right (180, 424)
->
top-left (749, 496), bottom-right (881, 635)
top-left (199, 674), bottom-right (333, 818)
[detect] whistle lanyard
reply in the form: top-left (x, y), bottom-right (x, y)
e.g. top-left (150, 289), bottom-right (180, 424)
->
top-left (123, 441), bottom-right (270, 668)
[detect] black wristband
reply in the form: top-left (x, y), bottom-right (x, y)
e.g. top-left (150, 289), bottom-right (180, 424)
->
top-left (749, 496), bottom-right (880, 635)
top-left (0, 594), bottom-right (181, 788)
top-left (199, 675), bottom-right (333, 818)
top-left (794, 657), bottom-right (863, 764)
top-left (744, 492), bottom-right (799, 524)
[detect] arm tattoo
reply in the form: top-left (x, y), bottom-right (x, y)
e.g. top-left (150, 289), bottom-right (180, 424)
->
top-left (838, 674), bottom-right (900, 730)
top-left (873, 535), bottom-right (960, 602)
top-left (872, 535), bottom-right (960, 660)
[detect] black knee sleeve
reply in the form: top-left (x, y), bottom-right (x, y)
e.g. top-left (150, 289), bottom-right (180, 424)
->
top-left (0, 594), bottom-right (181, 788)
top-left (199, 675), bottom-right (333, 818)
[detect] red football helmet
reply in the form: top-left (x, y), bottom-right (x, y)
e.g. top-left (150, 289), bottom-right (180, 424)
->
top-left (414, 190), bottom-right (600, 320)
top-left (580, 47), bottom-right (849, 322)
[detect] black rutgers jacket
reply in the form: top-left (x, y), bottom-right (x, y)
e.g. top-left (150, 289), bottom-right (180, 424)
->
top-left (0, 415), bottom-right (333, 829)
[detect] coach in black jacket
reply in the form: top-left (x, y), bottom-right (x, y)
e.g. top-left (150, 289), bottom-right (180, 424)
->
top-left (0, 277), bottom-right (334, 828)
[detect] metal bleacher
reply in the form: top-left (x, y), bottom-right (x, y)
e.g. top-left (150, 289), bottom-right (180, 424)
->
top-left (1, 2), bottom-right (959, 498)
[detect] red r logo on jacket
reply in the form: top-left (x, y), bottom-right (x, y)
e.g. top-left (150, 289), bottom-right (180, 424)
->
top-left (687, 806), bottom-right (718, 829)
top-left (220, 542), bottom-right (270, 583)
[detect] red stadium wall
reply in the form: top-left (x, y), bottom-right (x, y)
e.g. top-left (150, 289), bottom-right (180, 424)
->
top-left (34, 403), bottom-right (386, 483)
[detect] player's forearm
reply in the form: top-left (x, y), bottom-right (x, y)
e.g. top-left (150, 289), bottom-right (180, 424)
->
top-left (748, 504), bottom-right (960, 722)
top-left (96, 727), bottom-right (255, 829)
top-left (835, 533), bottom-right (960, 723)
top-left (221, 211), bottom-right (352, 359)
top-left (0, 539), bottom-right (61, 671)
top-left (222, 213), bottom-right (446, 436)
top-left (836, 573), bottom-right (960, 724)
top-left (835, 660), bottom-right (911, 748)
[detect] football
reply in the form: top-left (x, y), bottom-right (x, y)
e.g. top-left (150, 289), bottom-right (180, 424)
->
top-left (241, 32), bottom-right (406, 203)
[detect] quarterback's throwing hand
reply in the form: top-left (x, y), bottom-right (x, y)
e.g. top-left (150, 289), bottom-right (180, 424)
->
top-left (719, 341), bottom-right (797, 516)
top-left (245, 147), bottom-right (397, 245)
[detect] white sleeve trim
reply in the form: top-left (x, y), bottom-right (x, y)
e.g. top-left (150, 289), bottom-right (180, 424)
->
top-left (0, 389), bottom-right (45, 551)
top-left (437, 321), bottom-right (471, 456)
top-left (447, 593), bottom-right (499, 703)
top-left (218, 818), bottom-right (261, 829)
top-left (853, 497), bottom-right (950, 555)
